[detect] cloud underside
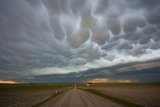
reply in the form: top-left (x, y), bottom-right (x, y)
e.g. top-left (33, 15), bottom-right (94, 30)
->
top-left (0, 0), bottom-right (160, 82)
top-left (28, 59), bottom-right (160, 83)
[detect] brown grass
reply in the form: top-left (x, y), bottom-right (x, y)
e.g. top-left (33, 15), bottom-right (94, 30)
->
top-left (0, 84), bottom-right (72, 107)
top-left (89, 84), bottom-right (160, 107)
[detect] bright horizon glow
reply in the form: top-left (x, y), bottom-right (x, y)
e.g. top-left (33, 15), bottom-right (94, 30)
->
top-left (0, 80), bottom-right (17, 84)
top-left (87, 78), bottom-right (138, 83)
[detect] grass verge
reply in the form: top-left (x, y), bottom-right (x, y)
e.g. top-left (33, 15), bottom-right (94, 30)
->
top-left (32, 89), bottom-right (67, 107)
top-left (82, 88), bottom-right (144, 107)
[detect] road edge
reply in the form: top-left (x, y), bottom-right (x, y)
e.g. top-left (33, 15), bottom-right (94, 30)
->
top-left (32, 88), bottom-right (71, 107)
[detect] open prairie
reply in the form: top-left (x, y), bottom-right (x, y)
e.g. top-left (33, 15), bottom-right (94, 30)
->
top-left (83, 83), bottom-right (160, 107)
top-left (0, 84), bottom-right (122, 107)
top-left (0, 84), bottom-right (72, 107)
top-left (0, 83), bottom-right (160, 107)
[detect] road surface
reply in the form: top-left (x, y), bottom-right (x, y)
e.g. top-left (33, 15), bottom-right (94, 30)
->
top-left (40, 87), bottom-right (122, 107)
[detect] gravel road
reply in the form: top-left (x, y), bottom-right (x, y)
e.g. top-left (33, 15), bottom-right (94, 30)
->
top-left (40, 87), bottom-right (122, 107)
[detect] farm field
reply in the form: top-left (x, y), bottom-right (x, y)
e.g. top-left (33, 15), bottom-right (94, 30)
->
top-left (0, 83), bottom-right (160, 107)
top-left (0, 83), bottom-right (72, 107)
top-left (84, 83), bottom-right (160, 107)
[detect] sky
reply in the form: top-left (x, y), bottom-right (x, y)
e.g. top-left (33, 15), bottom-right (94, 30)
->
top-left (0, 0), bottom-right (160, 83)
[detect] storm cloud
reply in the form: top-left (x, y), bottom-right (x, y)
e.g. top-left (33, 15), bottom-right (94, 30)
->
top-left (0, 0), bottom-right (160, 82)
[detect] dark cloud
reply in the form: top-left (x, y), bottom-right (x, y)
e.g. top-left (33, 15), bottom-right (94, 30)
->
top-left (107, 19), bottom-right (121, 35)
top-left (67, 29), bottom-right (90, 47)
top-left (123, 17), bottom-right (146, 33)
top-left (91, 28), bottom-right (107, 45)
top-left (146, 6), bottom-right (160, 24)
top-left (27, 59), bottom-right (160, 83)
top-left (0, 0), bottom-right (160, 82)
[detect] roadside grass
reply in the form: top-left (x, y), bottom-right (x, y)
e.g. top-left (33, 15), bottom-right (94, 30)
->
top-left (32, 89), bottom-right (67, 107)
top-left (82, 88), bottom-right (144, 107)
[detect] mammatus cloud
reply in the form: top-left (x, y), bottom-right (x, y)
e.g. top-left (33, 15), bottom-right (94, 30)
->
top-left (0, 0), bottom-right (160, 82)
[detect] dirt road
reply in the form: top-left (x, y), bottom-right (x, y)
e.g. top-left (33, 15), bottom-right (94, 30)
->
top-left (40, 87), bottom-right (122, 107)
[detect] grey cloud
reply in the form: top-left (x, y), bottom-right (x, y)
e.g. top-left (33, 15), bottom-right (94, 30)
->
top-left (0, 0), bottom-right (160, 82)
top-left (123, 17), bottom-right (146, 33)
top-left (153, 32), bottom-right (160, 42)
top-left (91, 28), bottom-right (107, 45)
top-left (51, 20), bottom-right (65, 40)
top-left (146, 6), bottom-right (160, 24)
top-left (94, 0), bottom-right (109, 14)
top-left (43, 0), bottom-right (67, 14)
top-left (149, 42), bottom-right (160, 50)
top-left (107, 19), bottom-right (121, 35)
top-left (106, 0), bottom-right (125, 18)
top-left (116, 42), bottom-right (133, 50)
top-left (81, 16), bottom-right (96, 29)
top-left (70, 58), bottom-right (87, 65)
top-left (67, 29), bottom-right (90, 48)
top-left (139, 35), bottom-right (152, 45)
top-left (142, 25), bottom-right (157, 34)
top-left (69, 0), bottom-right (86, 15)
top-left (126, 32), bottom-right (143, 41)
top-left (125, 0), bottom-right (160, 9)
top-left (29, 59), bottom-right (160, 83)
